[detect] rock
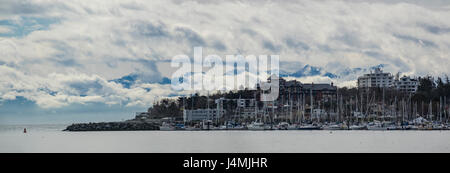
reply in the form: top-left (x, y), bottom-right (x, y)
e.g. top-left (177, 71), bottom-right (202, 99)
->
top-left (64, 122), bottom-right (159, 131)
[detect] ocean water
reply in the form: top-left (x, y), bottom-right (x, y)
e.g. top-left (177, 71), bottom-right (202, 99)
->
top-left (1, 124), bottom-right (450, 153)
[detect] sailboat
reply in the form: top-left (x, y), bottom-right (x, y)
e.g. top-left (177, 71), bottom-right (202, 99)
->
top-left (349, 124), bottom-right (367, 130)
top-left (297, 86), bottom-right (321, 130)
top-left (322, 123), bottom-right (345, 130)
top-left (297, 124), bottom-right (321, 130)
top-left (247, 120), bottom-right (265, 130)
top-left (366, 121), bottom-right (389, 130)
top-left (276, 122), bottom-right (296, 130)
top-left (159, 122), bottom-right (176, 131)
top-left (185, 124), bottom-right (202, 131)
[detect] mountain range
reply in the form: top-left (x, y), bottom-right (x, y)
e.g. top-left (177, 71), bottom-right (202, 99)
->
top-left (110, 64), bottom-right (387, 88)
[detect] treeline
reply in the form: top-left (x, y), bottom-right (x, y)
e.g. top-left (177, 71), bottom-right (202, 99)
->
top-left (148, 89), bottom-right (258, 119)
top-left (413, 75), bottom-right (450, 102)
top-left (147, 98), bottom-right (182, 119)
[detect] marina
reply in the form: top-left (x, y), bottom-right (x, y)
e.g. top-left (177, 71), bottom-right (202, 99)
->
top-left (151, 120), bottom-right (450, 131)
top-left (115, 69), bottom-right (450, 132)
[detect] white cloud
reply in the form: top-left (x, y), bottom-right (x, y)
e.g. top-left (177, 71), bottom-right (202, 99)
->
top-left (0, 65), bottom-right (181, 108)
top-left (1, 0), bottom-right (450, 108)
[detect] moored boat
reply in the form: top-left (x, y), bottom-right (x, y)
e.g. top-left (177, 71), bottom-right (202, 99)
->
top-left (350, 124), bottom-right (367, 130)
top-left (322, 124), bottom-right (345, 130)
top-left (247, 122), bottom-right (265, 131)
top-left (185, 126), bottom-right (202, 131)
top-left (367, 121), bottom-right (386, 130)
top-left (159, 122), bottom-right (176, 131)
top-left (276, 122), bottom-right (290, 130)
top-left (297, 124), bottom-right (321, 130)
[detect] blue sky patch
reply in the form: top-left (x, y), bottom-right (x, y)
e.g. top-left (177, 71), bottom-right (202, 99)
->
top-left (0, 17), bottom-right (59, 38)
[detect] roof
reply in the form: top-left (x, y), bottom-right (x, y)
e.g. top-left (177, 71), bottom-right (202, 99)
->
top-left (399, 76), bottom-right (418, 81)
top-left (302, 83), bottom-right (337, 91)
top-left (283, 80), bottom-right (302, 87)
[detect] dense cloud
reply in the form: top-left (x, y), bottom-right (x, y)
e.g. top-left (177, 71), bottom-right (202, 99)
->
top-left (1, 0), bottom-right (450, 109)
top-left (0, 65), bottom-right (184, 108)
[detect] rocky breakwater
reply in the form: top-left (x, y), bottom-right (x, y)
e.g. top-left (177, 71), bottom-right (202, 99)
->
top-left (64, 122), bottom-right (160, 131)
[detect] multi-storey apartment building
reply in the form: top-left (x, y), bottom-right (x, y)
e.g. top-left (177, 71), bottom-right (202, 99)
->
top-left (394, 75), bottom-right (419, 93)
top-left (357, 68), bottom-right (419, 93)
top-left (357, 68), bottom-right (394, 88)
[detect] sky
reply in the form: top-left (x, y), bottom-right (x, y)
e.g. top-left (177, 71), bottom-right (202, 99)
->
top-left (1, 0), bottom-right (450, 124)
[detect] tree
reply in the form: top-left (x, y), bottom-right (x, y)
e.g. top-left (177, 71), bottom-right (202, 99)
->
top-left (418, 76), bottom-right (435, 93)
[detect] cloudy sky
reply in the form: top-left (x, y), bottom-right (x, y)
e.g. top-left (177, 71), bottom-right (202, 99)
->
top-left (1, 0), bottom-right (450, 124)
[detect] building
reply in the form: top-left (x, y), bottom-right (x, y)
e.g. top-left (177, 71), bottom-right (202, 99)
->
top-left (357, 68), bottom-right (419, 93)
top-left (183, 109), bottom-right (225, 122)
top-left (261, 76), bottom-right (337, 106)
top-left (279, 77), bottom-right (303, 94)
top-left (265, 75), bottom-right (303, 94)
top-left (236, 98), bottom-right (258, 117)
top-left (394, 75), bottom-right (419, 93)
top-left (357, 68), bottom-right (394, 88)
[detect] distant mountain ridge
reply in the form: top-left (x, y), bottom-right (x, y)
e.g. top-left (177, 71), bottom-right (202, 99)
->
top-left (110, 64), bottom-right (387, 88)
top-left (275, 64), bottom-right (386, 79)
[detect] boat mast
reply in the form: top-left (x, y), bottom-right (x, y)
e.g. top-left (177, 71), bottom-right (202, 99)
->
top-left (373, 90), bottom-right (376, 121)
top-left (289, 91), bottom-right (293, 123)
top-left (207, 91), bottom-right (210, 121)
top-left (340, 94), bottom-right (343, 123)
top-left (421, 101), bottom-right (424, 118)
top-left (350, 97), bottom-right (353, 124)
top-left (382, 87), bottom-right (385, 122)
top-left (366, 88), bottom-right (369, 120)
top-left (366, 87), bottom-right (369, 121)
top-left (394, 96), bottom-right (397, 123)
top-left (360, 90), bottom-right (363, 122)
top-left (402, 98), bottom-right (405, 123)
top-left (355, 94), bottom-right (359, 123)
top-left (310, 85), bottom-right (313, 122)
top-left (182, 96), bottom-right (186, 125)
top-left (271, 99), bottom-right (274, 128)
top-left (330, 92), bottom-right (333, 123)
top-left (281, 91), bottom-right (285, 122)
top-left (428, 100), bottom-right (432, 121)
top-left (445, 96), bottom-right (448, 123)
top-left (440, 96), bottom-right (443, 123)
top-left (302, 91), bottom-right (305, 124)
top-left (409, 93), bottom-right (412, 121)
top-left (238, 95), bottom-right (241, 123)
top-left (297, 91), bottom-right (300, 124)
top-left (254, 91), bottom-right (258, 122)
top-left (192, 93), bottom-right (196, 126)
top-left (191, 92), bottom-right (194, 110)
top-left (338, 93), bottom-right (341, 123)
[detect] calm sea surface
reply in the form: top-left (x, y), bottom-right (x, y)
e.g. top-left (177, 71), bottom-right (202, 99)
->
top-left (1, 124), bottom-right (450, 153)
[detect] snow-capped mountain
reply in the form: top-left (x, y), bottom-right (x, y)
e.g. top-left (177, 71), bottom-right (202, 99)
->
top-left (110, 64), bottom-right (388, 88)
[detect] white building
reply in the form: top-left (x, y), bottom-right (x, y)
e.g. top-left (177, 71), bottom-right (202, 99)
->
top-left (183, 109), bottom-right (225, 122)
top-left (394, 75), bottom-right (419, 93)
top-left (357, 68), bottom-right (419, 93)
top-left (357, 68), bottom-right (394, 88)
top-left (215, 97), bottom-right (258, 118)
